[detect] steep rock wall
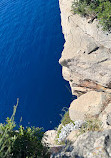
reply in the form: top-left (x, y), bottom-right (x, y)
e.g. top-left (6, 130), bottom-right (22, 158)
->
top-left (44, 1), bottom-right (111, 157)
top-left (59, 0), bottom-right (111, 97)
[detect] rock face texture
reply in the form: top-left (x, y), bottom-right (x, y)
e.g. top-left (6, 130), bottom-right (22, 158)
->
top-left (99, 103), bottom-right (111, 129)
top-left (59, 0), bottom-right (111, 96)
top-left (45, 0), bottom-right (111, 157)
top-left (69, 91), bottom-right (111, 121)
top-left (51, 130), bottom-right (111, 158)
top-left (42, 130), bottom-right (57, 147)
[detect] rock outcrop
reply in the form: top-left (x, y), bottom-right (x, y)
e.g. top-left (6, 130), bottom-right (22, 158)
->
top-left (44, 0), bottom-right (111, 157)
top-left (69, 91), bottom-right (111, 121)
top-left (59, 0), bottom-right (111, 97)
top-left (42, 130), bottom-right (57, 147)
top-left (51, 130), bottom-right (111, 158)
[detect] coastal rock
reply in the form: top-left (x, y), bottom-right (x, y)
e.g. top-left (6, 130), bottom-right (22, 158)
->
top-left (57, 121), bottom-right (84, 143)
top-left (51, 130), bottom-right (111, 158)
top-left (42, 130), bottom-right (57, 147)
top-left (69, 91), bottom-right (111, 121)
top-left (66, 129), bottom-right (80, 143)
top-left (50, 0), bottom-right (111, 157)
top-left (99, 103), bottom-right (111, 129)
top-left (59, 0), bottom-right (111, 96)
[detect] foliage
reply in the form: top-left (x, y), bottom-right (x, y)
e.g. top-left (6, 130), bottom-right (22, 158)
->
top-left (0, 100), bottom-right (18, 158)
top-left (60, 108), bottom-right (74, 126)
top-left (0, 100), bottom-right (50, 158)
top-left (72, 0), bottom-right (111, 31)
top-left (55, 109), bottom-right (74, 145)
top-left (55, 125), bottom-right (65, 145)
top-left (79, 118), bottom-right (102, 135)
top-left (55, 125), bottom-right (64, 145)
top-left (11, 126), bottom-right (49, 158)
top-left (96, 1), bottom-right (111, 31)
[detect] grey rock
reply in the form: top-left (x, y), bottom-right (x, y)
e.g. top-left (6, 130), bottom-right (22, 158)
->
top-left (51, 130), bottom-right (111, 158)
top-left (99, 103), bottom-right (111, 129)
top-left (85, 42), bottom-right (99, 54)
top-left (107, 113), bottom-right (111, 126)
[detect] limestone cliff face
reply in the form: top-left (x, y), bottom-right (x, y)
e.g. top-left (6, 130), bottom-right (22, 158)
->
top-left (59, 0), bottom-right (111, 97)
top-left (43, 1), bottom-right (111, 157)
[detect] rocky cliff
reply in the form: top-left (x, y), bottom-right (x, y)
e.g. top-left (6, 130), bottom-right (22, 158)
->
top-left (59, 0), bottom-right (111, 97)
top-left (43, 0), bottom-right (111, 157)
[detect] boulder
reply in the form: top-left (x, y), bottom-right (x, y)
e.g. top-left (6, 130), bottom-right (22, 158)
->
top-left (42, 130), bottom-right (57, 147)
top-left (69, 91), bottom-right (111, 121)
top-left (42, 130), bottom-right (65, 155)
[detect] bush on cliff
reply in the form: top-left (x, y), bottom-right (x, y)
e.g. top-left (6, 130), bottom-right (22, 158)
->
top-left (72, 0), bottom-right (111, 31)
top-left (0, 100), bottom-right (50, 158)
top-left (55, 109), bottom-right (75, 145)
top-left (61, 109), bottom-right (74, 126)
top-left (78, 117), bottom-right (102, 136)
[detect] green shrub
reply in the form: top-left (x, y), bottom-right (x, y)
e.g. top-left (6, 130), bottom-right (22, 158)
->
top-left (55, 125), bottom-right (65, 145)
top-left (55, 109), bottom-right (74, 145)
top-left (79, 118), bottom-right (102, 135)
top-left (96, 1), bottom-right (111, 31)
top-left (61, 110), bottom-right (74, 126)
top-left (72, 0), bottom-right (111, 31)
top-left (0, 100), bottom-right (50, 158)
top-left (11, 126), bottom-right (49, 158)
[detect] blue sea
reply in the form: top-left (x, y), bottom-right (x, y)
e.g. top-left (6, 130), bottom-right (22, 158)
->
top-left (0, 0), bottom-right (73, 130)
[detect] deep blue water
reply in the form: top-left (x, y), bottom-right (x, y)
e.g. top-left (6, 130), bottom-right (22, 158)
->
top-left (0, 0), bottom-right (73, 130)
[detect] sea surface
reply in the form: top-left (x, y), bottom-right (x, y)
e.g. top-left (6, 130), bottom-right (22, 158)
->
top-left (0, 0), bottom-right (73, 130)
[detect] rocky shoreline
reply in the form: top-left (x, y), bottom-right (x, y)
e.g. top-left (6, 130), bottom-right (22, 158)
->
top-left (43, 0), bottom-right (111, 157)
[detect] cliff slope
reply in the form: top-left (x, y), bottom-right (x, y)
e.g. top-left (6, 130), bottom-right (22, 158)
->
top-left (59, 0), bottom-right (111, 97)
top-left (43, 0), bottom-right (111, 157)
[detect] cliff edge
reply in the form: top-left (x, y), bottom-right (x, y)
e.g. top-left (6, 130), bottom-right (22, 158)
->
top-left (43, 0), bottom-right (111, 157)
top-left (59, 0), bottom-right (111, 97)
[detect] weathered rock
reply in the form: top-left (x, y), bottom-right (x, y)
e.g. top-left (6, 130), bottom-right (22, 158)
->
top-left (50, 146), bottom-right (64, 155)
top-left (107, 113), bottom-right (111, 126)
top-left (66, 129), bottom-right (80, 143)
top-left (69, 91), bottom-right (111, 121)
top-left (99, 103), bottom-right (111, 129)
top-left (51, 130), bottom-right (111, 158)
top-left (59, 0), bottom-right (111, 96)
top-left (50, 0), bottom-right (111, 157)
top-left (42, 130), bottom-right (65, 155)
top-left (42, 130), bottom-right (57, 147)
top-left (57, 121), bottom-right (84, 143)
top-left (71, 130), bottom-right (111, 158)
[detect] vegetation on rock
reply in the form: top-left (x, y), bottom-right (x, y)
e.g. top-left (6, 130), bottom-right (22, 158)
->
top-left (55, 109), bottom-right (102, 145)
top-left (0, 100), bottom-right (50, 158)
top-left (61, 110), bottom-right (74, 126)
top-left (55, 109), bottom-right (75, 145)
top-left (79, 117), bottom-right (102, 135)
top-left (72, 0), bottom-right (111, 31)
